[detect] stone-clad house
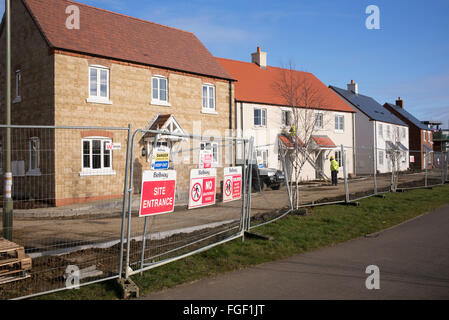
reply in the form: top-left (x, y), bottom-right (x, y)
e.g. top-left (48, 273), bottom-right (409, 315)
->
top-left (0, 0), bottom-right (235, 206)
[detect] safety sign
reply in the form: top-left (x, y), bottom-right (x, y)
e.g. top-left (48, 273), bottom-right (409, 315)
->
top-left (151, 146), bottom-right (170, 170)
top-left (223, 166), bottom-right (242, 202)
top-left (188, 168), bottom-right (216, 209)
top-left (139, 170), bottom-right (176, 217)
top-left (199, 149), bottom-right (213, 169)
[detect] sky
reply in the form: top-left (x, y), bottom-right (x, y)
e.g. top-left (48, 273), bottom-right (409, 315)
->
top-left (1, 0), bottom-right (448, 128)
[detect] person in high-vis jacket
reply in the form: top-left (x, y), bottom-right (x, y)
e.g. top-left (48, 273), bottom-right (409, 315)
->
top-left (330, 156), bottom-right (339, 186)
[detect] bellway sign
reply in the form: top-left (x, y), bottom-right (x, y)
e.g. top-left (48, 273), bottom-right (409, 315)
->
top-left (188, 168), bottom-right (216, 209)
top-left (139, 170), bottom-right (176, 217)
top-left (223, 166), bottom-right (242, 202)
top-left (151, 146), bottom-right (170, 170)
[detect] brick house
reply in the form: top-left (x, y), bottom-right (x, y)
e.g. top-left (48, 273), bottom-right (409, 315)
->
top-left (0, 0), bottom-right (235, 206)
top-left (217, 48), bottom-right (356, 182)
top-left (383, 98), bottom-right (433, 170)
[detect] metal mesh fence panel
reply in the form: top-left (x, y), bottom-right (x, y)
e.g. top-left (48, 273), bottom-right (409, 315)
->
top-left (0, 125), bottom-right (130, 300)
top-left (122, 130), bottom-right (249, 277)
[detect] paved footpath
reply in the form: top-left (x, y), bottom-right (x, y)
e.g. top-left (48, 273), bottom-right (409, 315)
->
top-left (141, 204), bottom-right (449, 300)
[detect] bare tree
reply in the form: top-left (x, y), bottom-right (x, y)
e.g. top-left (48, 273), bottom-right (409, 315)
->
top-left (273, 61), bottom-right (327, 209)
top-left (387, 126), bottom-right (405, 192)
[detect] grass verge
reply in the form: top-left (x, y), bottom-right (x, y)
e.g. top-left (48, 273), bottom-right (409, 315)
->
top-left (35, 184), bottom-right (449, 300)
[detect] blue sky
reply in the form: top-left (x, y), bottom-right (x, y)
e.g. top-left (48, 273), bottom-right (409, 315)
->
top-left (2, 0), bottom-right (448, 128)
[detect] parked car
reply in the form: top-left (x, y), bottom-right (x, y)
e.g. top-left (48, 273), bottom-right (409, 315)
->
top-left (251, 165), bottom-right (284, 191)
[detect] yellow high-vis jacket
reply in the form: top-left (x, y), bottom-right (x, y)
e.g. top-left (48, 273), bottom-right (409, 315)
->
top-left (330, 159), bottom-right (339, 172)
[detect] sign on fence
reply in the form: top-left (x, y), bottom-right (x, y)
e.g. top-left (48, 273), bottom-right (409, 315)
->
top-left (223, 166), bottom-right (242, 202)
top-left (139, 170), bottom-right (177, 217)
top-left (151, 146), bottom-right (170, 170)
top-left (188, 168), bottom-right (216, 209)
top-left (199, 149), bottom-right (213, 169)
top-left (105, 142), bottom-right (121, 151)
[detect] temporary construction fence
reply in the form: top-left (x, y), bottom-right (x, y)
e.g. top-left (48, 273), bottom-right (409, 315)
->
top-left (1, 124), bottom-right (448, 300)
top-left (119, 128), bottom-right (254, 278)
top-left (0, 124), bottom-right (131, 299)
top-left (0, 124), bottom-right (255, 299)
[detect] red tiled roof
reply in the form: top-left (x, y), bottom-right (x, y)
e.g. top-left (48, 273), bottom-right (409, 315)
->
top-left (216, 57), bottom-right (354, 113)
top-left (279, 135), bottom-right (304, 148)
top-left (312, 135), bottom-right (337, 148)
top-left (22, 0), bottom-right (233, 80)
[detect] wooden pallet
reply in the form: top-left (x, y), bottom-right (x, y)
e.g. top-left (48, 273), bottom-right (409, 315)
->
top-left (0, 238), bottom-right (32, 285)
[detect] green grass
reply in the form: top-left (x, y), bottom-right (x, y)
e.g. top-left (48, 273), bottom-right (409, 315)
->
top-left (35, 184), bottom-right (449, 300)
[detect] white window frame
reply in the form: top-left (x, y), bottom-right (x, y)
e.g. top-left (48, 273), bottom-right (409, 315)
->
top-left (315, 112), bottom-right (324, 129)
top-left (27, 137), bottom-right (41, 176)
top-left (378, 123), bottom-right (383, 138)
top-left (80, 137), bottom-right (116, 176)
top-left (334, 114), bottom-right (344, 132)
top-left (200, 141), bottom-right (220, 166)
top-left (402, 127), bottom-right (406, 139)
top-left (202, 84), bottom-right (216, 114)
top-left (334, 151), bottom-right (343, 167)
top-left (254, 108), bottom-right (267, 127)
top-left (281, 110), bottom-right (292, 127)
top-left (87, 65), bottom-right (112, 104)
top-left (13, 69), bottom-right (22, 103)
top-left (151, 75), bottom-right (170, 106)
top-left (386, 125), bottom-right (391, 139)
top-left (378, 150), bottom-right (384, 166)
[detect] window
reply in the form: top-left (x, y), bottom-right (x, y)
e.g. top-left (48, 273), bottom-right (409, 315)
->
top-left (335, 114), bottom-right (344, 132)
top-left (200, 142), bottom-right (219, 165)
top-left (256, 149), bottom-right (268, 168)
top-left (281, 110), bottom-right (292, 126)
top-left (202, 84), bottom-right (215, 112)
top-left (254, 108), bottom-right (266, 127)
top-left (378, 150), bottom-right (384, 166)
top-left (152, 76), bottom-right (168, 105)
top-left (378, 124), bottom-right (383, 138)
top-left (28, 137), bottom-right (41, 175)
top-left (13, 70), bottom-right (22, 103)
top-left (402, 127), bottom-right (406, 139)
top-left (335, 151), bottom-right (343, 167)
top-left (82, 137), bottom-right (114, 175)
top-left (315, 112), bottom-right (323, 129)
top-left (386, 125), bottom-right (391, 139)
top-left (88, 66), bottom-right (111, 103)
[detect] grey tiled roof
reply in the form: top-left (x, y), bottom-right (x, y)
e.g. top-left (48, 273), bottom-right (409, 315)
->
top-left (384, 103), bottom-right (429, 130)
top-left (330, 86), bottom-right (407, 126)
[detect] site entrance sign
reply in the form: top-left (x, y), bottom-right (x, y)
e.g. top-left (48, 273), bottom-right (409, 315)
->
top-left (139, 170), bottom-right (177, 217)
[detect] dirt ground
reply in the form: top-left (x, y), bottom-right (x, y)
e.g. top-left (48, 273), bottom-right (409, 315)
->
top-left (0, 169), bottom-right (445, 299)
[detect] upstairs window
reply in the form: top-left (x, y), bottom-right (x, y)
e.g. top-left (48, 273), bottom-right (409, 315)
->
top-left (402, 127), bottom-right (406, 139)
top-left (378, 124), bottom-right (383, 138)
top-left (88, 66), bottom-right (110, 103)
top-left (202, 84), bottom-right (215, 112)
top-left (254, 108), bottom-right (266, 127)
top-left (281, 110), bottom-right (292, 126)
top-left (315, 112), bottom-right (323, 129)
top-left (386, 125), bottom-right (391, 139)
top-left (152, 76), bottom-right (169, 105)
top-left (13, 69), bottom-right (22, 103)
top-left (335, 114), bottom-right (344, 132)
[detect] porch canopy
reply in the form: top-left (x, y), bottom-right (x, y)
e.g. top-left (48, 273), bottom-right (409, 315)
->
top-left (386, 140), bottom-right (408, 152)
top-left (279, 135), bottom-right (304, 149)
top-left (143, 114), bottom-right (186, 141)
top-left (311, 135), bottom-right (337, 150)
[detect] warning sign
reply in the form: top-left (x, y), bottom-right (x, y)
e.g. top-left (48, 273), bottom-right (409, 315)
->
top-left (223, 166), bottom-right (242, 202)
top-left (199, 149), bottom-right (213, 169)
top-left (188, 168), bottom-right (216, 209)
top-left (151, 146), bottom-right (170, 170)
top-left (139, 170), bottom-right (176, 217)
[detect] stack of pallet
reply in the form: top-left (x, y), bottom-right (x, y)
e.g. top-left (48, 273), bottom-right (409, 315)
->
top-left (0, 238), bottom-right (32, 285)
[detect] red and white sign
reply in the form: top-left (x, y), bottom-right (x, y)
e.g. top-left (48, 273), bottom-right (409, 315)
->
top-left (105, 142), bottom-right (121, 151)
top-left (223, 167), bottom-right (242, 202)
top-left (139, 170), bottom-right (176, 217)
top-left (199, 149), bottom-right (213, 169)
top-left (188, 168), bottom-right (216, 209)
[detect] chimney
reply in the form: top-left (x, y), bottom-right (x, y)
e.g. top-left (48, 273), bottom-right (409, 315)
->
top-left (251, 46), bottom-right (267, 69)
top-left (395, 97), bottom-right (404, 108)
top-left (347, 80), bottom-right (358, 94)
